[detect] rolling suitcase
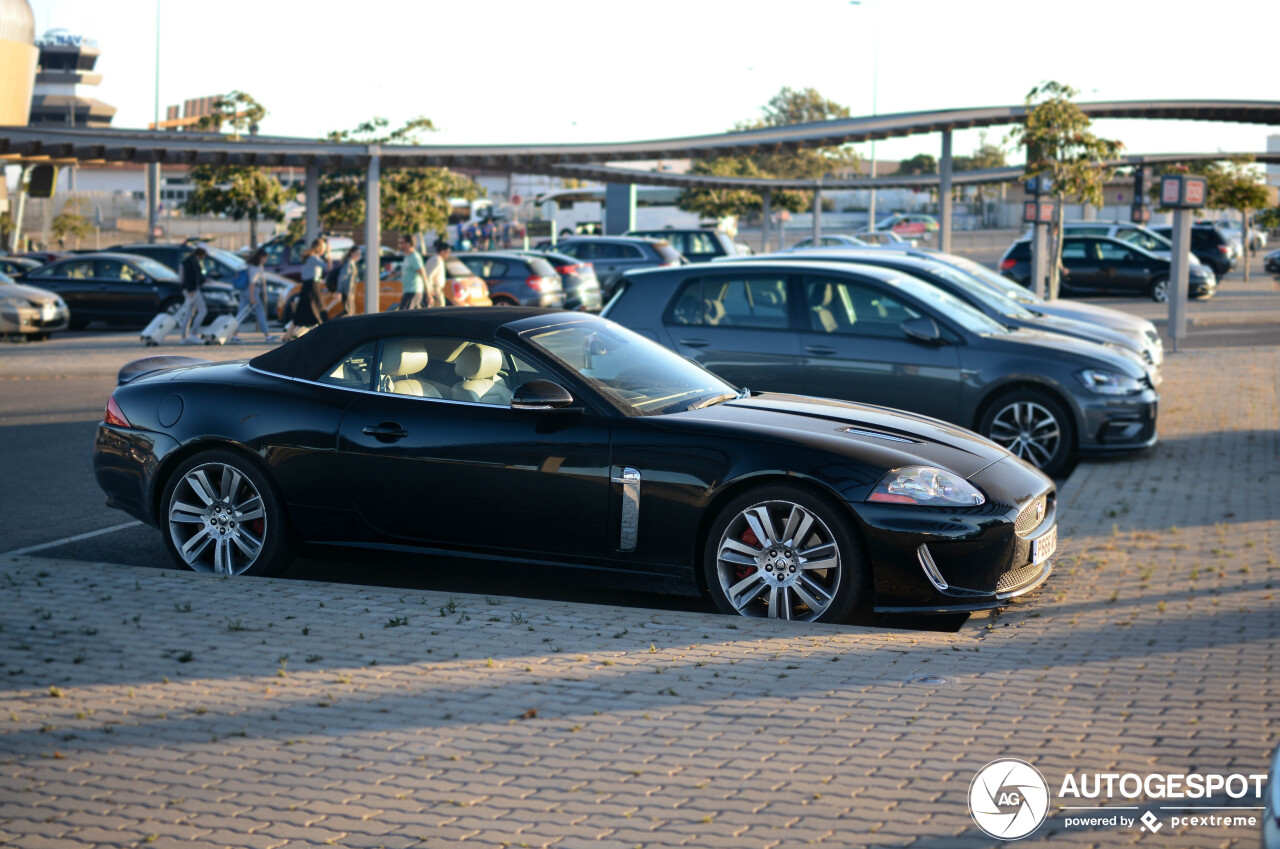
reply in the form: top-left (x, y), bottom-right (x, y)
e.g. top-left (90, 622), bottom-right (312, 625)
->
top-left (140, 300), bottom-right (192, 347)
top-left (201, 302), bottom-right (254, 346)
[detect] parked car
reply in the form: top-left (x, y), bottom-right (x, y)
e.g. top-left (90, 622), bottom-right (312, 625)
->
top-left (535, 236), bottom-right (685, 298)
top-left (603, 259), bottom-right (1159, 476)
top-left (0, 257), bottom-right (42, 277)
top-left (457, 252), bottom-right (565, 308)
top-left (789, 235), bottom-right (870, 250)
top-left (754, 249), bottom-right (1159, 370)
top-left (1150, 224), bottom-right (1236, 278)
top-left (625, 228), bottom-right (740, 263)
top-left (372, 256), bottom-right (493, 311)
top-left (10, 251), bottom-right (66, 266)
top-left (1034, 221), bottom-right (1200, 267)
top-left (0, 271), bottom-right (69, 340)
top-left (14, 253), bottom-right (238, 329)
top-left (919, 250), bottom-right (1164, 369)
top-left (95, 308), bottom-right (1058, 621)
top-left (106, 243), bottom-right (293, 320)
top-left (1264, 247), bottom-right (1280, 274)
top-left (999, 236), bottom-right (1217, 301)
top-left (874, 214), bottom-right (938, 239)
top-left (507, 249), bottom-right (603, 311)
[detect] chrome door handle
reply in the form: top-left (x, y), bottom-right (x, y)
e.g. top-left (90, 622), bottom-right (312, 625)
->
top-left (362, 422), bottom-right (408, 442)
top-left (805, 346), bottom-right (837, 355)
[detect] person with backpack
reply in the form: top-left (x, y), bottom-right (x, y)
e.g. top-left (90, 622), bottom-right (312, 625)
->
top-left (231, 248), bottom-right (277, 343)
top-left (180, 245), bottom-right (209, 344)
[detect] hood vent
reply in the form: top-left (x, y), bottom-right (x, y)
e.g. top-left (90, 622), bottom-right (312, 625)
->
top-left (837, 426), bottom-right (921, 445)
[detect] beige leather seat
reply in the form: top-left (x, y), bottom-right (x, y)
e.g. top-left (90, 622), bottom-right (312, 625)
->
top-left (809, 284), bottom-right (839, 333)
top-left (451, 344), bottom-right (510, 404)
top-left (380, 340), bottom-right (440, 398)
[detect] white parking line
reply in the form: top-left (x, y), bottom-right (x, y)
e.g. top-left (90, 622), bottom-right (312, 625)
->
top-left (3, 521), bottom-right (143, 557)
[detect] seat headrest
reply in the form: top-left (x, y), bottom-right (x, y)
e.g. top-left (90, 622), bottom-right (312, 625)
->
top-left (454, 344), bottom-right (503, 380)
top-left (383, 340), bottom-right (429, 377)
top-left (809, 284), bottom-right (833, 308)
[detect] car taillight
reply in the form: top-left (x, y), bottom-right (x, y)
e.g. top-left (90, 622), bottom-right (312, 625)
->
top-left (104, 395), bottom-right (131, 428)
top-left (554, 265), bottom-right (575, 275)
top-left (1218, 245), bottom-right (1230, 254)
top-left (449, 281), bottom-right (464, 302)
top-left (999, 258), bottom-right (1017, 271)
top-left (526, 275), bottom-right (546, 292)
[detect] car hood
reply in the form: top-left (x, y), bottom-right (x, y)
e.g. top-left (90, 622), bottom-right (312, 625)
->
top-left (0, 282), bottom-right (63, 304)
top-left (983, 327), bottom-right (1148, 378)
top-left (1026, 299), bottom-right (1154, 335)
top-left (686, 392), bottom-right (1013, 479)
top-left (1020, 311), bottom-right (1146, 353)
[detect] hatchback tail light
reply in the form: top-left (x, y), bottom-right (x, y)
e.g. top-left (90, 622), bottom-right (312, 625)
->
top-left (999, 258), bottom-right (1017, 271)
top-left (526, 275), bottom-right (546, 292)
top-left (554, 265), bottom-right (576, 275)
top-left (104, 394), bottom-right (131, 428)
top-left (1218, 245), bottom-right (1230, 254)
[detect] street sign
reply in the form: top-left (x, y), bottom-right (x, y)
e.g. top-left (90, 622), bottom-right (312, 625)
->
top-left (1130, 204), bottom-right (1151, 224)
top-left (1024, 176), bottom-right (1053, 196)
top-left (1160, 175), bottom-right (1209, 209)
top-left (1023, 201), bottom-right (1055, 224)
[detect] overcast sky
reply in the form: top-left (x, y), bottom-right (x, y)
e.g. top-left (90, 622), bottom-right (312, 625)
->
top-left (26, 0), bottom-right (1280, 166)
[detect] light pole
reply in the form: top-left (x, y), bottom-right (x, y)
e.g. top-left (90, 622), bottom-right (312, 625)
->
top-left (850, 0), bottom-right (879, 229)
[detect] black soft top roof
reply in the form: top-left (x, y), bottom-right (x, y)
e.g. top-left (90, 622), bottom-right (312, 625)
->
top-left (249, 307), bottom-right (576, 381)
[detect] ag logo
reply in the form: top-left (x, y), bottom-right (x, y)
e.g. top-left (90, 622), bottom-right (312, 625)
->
top-left (969, 758), bottom-right (1050, 840)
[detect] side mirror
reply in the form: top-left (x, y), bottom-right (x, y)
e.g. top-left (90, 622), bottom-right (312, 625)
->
top-left (901, 317), bottom-right (945, 345)
top-left (511, 379), bottom-right (574, 411)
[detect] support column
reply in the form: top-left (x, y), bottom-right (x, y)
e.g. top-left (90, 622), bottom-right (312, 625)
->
top-left (305, 164), bottom-right (320, 247)
top-left (761, 188), bottom-right (772, 253)
top-left (9, 166), bottom-right (27, 253)
top-left (938, 129), bottom-right (953, 254)
top-left (604, 183), bottom-right (636, 235)
top-left (1168, 209), bottom-right (1192, 352)
top-left (1031, 221), bottom-right (1048, 300)
top-left (146, 161), bottom-right (160, 244)
top-left (812, 185), bottom-right (823, 242)
top-left (364, 148), bottom-right (381, 316)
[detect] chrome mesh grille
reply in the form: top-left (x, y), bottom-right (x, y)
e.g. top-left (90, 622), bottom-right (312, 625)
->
top-left (997, 560), bottom-right (1043, 593)
top-left (1015, 497), bottom-right (1047, 537)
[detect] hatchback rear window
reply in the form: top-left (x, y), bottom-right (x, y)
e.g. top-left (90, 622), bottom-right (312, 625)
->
top-left (445, 259), bottom-right (474, 277)
top-left (527, 258), bottom-right (557, 278)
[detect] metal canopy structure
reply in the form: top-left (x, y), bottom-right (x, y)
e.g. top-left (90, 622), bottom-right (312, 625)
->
top-left (4, 99), bottom-right (1278, 308)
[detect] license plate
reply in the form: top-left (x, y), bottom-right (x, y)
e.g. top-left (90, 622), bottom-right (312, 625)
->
top-left (1032, 525), bottom-right (1058, 565)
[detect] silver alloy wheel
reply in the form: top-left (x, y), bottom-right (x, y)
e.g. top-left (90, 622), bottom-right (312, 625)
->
top-left (1151, 277), bottom-right (1169, 303)
top-left (168, 462), bottom-right (266, 575)
top-left (714, 500), bottom-right (842, 621)
top-left (988, 400), bottom-right (1062, 469)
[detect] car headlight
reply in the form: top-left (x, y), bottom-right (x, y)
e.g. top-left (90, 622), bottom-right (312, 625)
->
top-left (1076, 369), bottom-right (1143, 395)
top-left (868, 465), bottom-right (985, 506)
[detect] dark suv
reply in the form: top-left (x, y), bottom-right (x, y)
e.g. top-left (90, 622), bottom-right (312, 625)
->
top-left (998, 236), bottom-right (1217, 302)
top-left (624, 228), bottom-right (739, 263)
top-left (456, 252), bottom-right (565, 308)
top-left (535, 236), bottom-right (684, 298)
top-left (1150, 224), bottom-right (1236, 278)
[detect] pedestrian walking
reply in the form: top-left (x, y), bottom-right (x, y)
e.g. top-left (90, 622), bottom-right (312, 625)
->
top-left (480, 219), bottom-right (494, 250)
top-left (285, 238), bottom-right (330, 340)
top-left (335, 245), bottom-right (362, 317)
top-left (180, 245), bottom-right (209, 344)
top-left (233, 248), bottom-right (278, 343)
top-left (423, 239), bottom-right (451, 308)
top-left (398, 235), bottom-right (427, 310)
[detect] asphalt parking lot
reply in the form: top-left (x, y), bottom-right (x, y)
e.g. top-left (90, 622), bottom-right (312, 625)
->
top-left (0, 255), bottom-right (1276, 847)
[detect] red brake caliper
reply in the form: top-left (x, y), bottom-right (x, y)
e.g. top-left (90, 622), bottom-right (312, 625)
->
top-left (735, 526), bottom-right (760, 580)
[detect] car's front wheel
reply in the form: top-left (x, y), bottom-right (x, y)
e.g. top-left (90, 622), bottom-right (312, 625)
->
top-left (703, 485), bottom-right (866, 623)
top-left (161, 450), bottom-right (292, 577)
top-left (1149, 275), bottom-right (1169, 303)
top-left (979, 389), bottom-right (1074, 476)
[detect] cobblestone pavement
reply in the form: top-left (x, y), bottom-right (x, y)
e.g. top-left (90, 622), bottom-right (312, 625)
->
top-left (0, 346), bottom-right (1275, 849)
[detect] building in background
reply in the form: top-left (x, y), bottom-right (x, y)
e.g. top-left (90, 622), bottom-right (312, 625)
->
top-left (27, 27), bottom-right (114, 128)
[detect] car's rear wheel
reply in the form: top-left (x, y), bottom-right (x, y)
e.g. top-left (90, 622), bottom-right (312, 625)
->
top-left (161, 450), bottom-right (292, 577)
top-left (979, 389), bottom-right (1074, 476)
top-left (703, 485), bottom-right (866, 623)
top-left (1149, 275), bottom-right (1169, 303)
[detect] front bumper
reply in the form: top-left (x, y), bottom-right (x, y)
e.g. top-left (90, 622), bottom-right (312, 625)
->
top-left (1075, 387), bottom-right (1159, 455)
top-left (856, 456), bottom-right (1057, 613)
top-left (0, 302), bottom-right (69, 335)
top-left (1190, 275), bottom-right (1217, 298)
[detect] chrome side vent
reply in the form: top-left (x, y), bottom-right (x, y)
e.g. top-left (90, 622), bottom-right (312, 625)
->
top-left (612, 466), bottom-right (641, 552)
top-left (837, 427), bottom-right (919, 444)
top-left (916, 544), bottom-right (949, 591)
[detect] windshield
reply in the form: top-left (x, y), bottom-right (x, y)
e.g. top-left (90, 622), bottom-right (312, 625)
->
top-left (522, 321), bottom-right (736, 416)
top-left (885, 273), bottom-right (1010, 336)
top-left (208, 247), bottom-right (247, 271)
top-left (941, 255), bottom-right (1045, 305)
top-left (926, 262), bottom-right (1038, 319)
top-left (1116, 229), bottom-right (1171, 253)
top-left (134, 257), bottom-right (180, 281)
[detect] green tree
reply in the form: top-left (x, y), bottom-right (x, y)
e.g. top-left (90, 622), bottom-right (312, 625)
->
top-left (677, 87), bottom-right (860, 219)
top-left (1256, 205), bottom-right (1280, 231)
top-left (51, 198), bottom-right (93, 247)
top-left (954, 133), bottom-right (1008, 171)
top-left (1205, 156), bottom-right (1269, 282)
top-left (897, 153), bottom-right (937, 176)
top-left (317, 117), bottom-right (484, 241)
top-left (0, 211), bottom-right (15, 245)
top-left (184, 91), bottom-right (284, 249)
top-left (1008, 81), bottom-right (1124, 298)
